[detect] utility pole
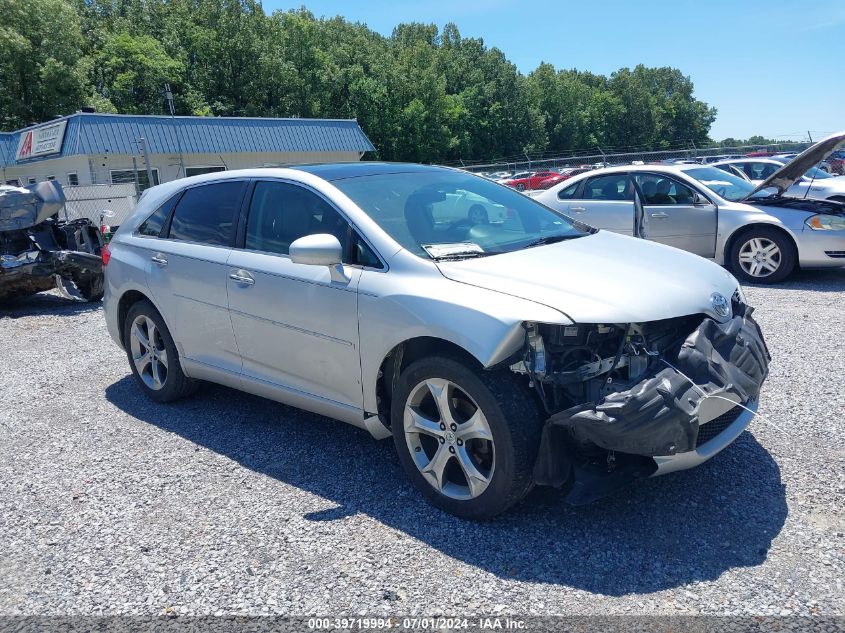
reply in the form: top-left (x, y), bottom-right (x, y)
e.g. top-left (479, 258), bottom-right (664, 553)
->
top-left (165, 84), bottom-right (186, 179)
top-left (137, 137), bottom-right (154, 189)
top-left (131, 156), bottom-right (141, 196)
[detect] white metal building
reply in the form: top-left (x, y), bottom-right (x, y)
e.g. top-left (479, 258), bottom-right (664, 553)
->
top-left (0, 112), bottom-right (375, 190)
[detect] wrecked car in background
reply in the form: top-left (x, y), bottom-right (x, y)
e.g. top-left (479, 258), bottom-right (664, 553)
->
top-left (1, 181), bottom-right (104, 303)
top-left (104, 164), bottom-right (768, 519)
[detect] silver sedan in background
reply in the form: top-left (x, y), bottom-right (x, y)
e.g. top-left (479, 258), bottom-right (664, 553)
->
top-left (535, 131), bottom-right (845, 283)
top-left (713, 156), bottom-right (845, 203)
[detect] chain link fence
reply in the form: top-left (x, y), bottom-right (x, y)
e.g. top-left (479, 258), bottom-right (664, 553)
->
top-left (62, 183), bottom-right (138, 226)
top-left (446, 141), bottom-right (815, 179)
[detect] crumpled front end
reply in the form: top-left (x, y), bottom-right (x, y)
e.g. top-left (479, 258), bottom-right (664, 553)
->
top-left (1, 219), bottom-right (104, 303)
top-left (1, 179), bottom-right (105, 303)
top-left (510, 298), bottom-right (770, 504)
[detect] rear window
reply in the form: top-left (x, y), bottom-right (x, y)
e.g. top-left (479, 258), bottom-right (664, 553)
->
top-left (167, 181), bottom-right (246, 246)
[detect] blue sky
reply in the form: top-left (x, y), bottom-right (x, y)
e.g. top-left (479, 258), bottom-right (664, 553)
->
top-left (264, 0), bottom-right (844, 141)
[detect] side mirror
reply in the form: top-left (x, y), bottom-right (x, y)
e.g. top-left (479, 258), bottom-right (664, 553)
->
top-left (692, 192), bottom-right (709, 206)
top-left (289, 233), bottom-right (350, 283)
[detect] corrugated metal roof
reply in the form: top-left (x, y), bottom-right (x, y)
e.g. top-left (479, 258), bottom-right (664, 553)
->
top-left (2, 113), bottom-right (375, 166)
top-left (0, 133), bottom-right (15, 167)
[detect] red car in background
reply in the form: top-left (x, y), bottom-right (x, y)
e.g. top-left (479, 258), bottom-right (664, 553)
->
top-left (500, 171), bottom-right (561, 191)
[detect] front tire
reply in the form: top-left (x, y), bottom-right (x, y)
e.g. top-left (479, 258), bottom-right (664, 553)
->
top-left (391, 356), bottom-right (543, 519)
top-left (123, 300), bottom-right (196, 403)
top-left (729, 227), bottom-right (796, 284)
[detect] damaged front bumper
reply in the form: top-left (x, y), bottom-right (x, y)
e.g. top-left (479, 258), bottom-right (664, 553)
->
top-left (524, 305), bottom-right (770, 504)
top-left (0, 249), bottom-right (103, 302)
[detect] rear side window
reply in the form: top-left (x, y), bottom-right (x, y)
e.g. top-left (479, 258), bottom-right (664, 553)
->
top-left (137, 194), bottom-right (179, 237)
top-left (167, 181), bottom-right (246, 246)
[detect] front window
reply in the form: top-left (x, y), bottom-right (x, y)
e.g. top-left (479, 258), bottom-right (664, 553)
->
top-left (331, 170), bottom-right (589, 260)
top-left (684, 167), bottom-right (763, 202)
top-left (633, 174), bottom-right (696, 205)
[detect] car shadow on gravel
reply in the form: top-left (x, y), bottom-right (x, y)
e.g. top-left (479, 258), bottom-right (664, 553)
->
top-left (744, 267), bottom-right (845, 292)
top-left (105, 376), bottom-right (787, 596)
top-left (0, 290), bottom-right (102, 318)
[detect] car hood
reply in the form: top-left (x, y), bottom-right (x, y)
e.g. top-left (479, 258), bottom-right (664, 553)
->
top-left (435, 231), bottom-right (739, 324)
top-left (746, 131), bottom-right (845, 200)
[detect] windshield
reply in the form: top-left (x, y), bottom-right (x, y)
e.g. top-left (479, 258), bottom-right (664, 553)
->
top-left (332, 170), bottom-right (589, 259)
top-left (684, 166), bottom-right (766, 201)
top-left (803, 166), bottom-right (833, 180)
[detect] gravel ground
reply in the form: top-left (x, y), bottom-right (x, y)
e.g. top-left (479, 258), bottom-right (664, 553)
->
top-left (0, 269), bottom-right (843, 618)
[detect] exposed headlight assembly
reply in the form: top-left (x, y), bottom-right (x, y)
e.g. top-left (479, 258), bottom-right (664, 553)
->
top-left (805, 214), bottom-right (845, 231)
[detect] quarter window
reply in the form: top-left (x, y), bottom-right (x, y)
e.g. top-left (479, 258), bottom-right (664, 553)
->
top-left (558, 181), bottom-right (580, 200)
top-left (137, 194), bottom-right (180, 237)
top-left (167, 181), bottom-right (246, 246)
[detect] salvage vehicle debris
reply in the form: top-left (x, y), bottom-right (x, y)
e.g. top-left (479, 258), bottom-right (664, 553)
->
top-left (1, 181), bottom-right (104, 303)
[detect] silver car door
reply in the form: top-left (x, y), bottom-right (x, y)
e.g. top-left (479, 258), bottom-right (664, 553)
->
top-left (145, 180), bottom-right (247, 375)
top-left (226, 180), bottom-right (364, 409)
top-left (633, 173), bottom-right (717, 258)
top-left (567, 173), bottom-right (635, 235)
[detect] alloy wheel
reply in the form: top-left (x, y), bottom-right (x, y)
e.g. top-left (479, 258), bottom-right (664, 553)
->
top-left (129, 315), bottom-right (169, 390)
top-left (403, 378), bottom-right (495, 500)
top-left (738, 237), bottom-right (782, 278)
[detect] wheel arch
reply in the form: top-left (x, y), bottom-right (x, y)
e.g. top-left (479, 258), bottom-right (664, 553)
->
top-left (374, 337), bottom-right (487, 426)
top-left (116, 289), bottom-right (165, 349)
top-left (723, 222), bottom-right (799, 269)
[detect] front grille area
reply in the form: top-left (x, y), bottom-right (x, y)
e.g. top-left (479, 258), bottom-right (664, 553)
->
top-left (696, 405), bottom-right (744, 448)
top-left (824, 250), bottom-right (845, 259)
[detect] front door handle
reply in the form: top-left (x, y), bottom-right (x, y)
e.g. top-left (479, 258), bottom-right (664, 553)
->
top-left (570, 206), bottom-right (586, 212)
top-left (651, 212), bottom-right (669, 218)
top-left (229, 270), bottom-right (255, 286)
top-left (151, 254), bottom-right (168, 266)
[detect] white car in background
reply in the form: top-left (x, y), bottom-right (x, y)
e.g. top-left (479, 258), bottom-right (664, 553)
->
top-left (431, 189), bottom-right (509, 225)
top-left (713, 157), bottom-right (845, 203)
top-left (535, 132), bottom-right (845, 283)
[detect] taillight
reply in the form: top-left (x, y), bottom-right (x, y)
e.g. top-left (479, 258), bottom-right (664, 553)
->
top-left (101, 243), bottom-right (111, 266)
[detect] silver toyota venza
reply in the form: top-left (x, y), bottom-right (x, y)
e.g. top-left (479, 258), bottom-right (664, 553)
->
top-left (104, 163), bottom-right (769, 519)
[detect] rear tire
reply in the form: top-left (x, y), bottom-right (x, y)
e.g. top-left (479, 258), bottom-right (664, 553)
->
top-left (729, 227), bottom-right (796, 284)
top-left (123, 300), bottom-right (196, 403)
top-left (391, 356), bottom-right (544, 520)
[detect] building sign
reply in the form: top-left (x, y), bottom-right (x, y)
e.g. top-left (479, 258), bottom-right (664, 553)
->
top-left (16, 121), bottom-right (67, 161)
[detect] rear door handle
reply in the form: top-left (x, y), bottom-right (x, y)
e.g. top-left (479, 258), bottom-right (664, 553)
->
top-left (229, 270), bottom-right (255, 286)
top-left (651, 212), bottom-right (669, 218)
top-left (151, 254), bottom-right (168, 266)
top-left (570, 206), bottom-right (586, 212)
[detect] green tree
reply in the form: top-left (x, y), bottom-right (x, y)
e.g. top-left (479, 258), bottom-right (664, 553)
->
top-left (93, 32), bottom-right (184, 114)
top-left (0, 0), bottom-right (90, 129)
